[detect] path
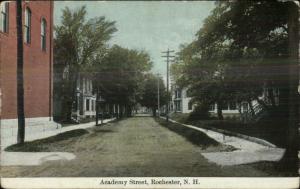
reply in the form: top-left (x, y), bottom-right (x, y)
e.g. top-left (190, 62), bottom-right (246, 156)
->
top-left (167, 119), bottom-right (285, 166)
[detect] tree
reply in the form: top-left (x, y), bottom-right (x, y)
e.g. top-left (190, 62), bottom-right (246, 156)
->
top-left (173, 0), bottom-right (299, 175)
top-left (139, 74), bottom-right (168, 116)
top-left (172, 42), bottom-right (231, 120)
top-left (54, 6), bottom-right (117, 122)
top-left (173, 0), bottom-right (291, 120)
top-left (207, 1), bottom-right (299, 174)
top-left (279, 1), bottom-right (300, 175)
top-left (92, 45), bottom-right (152, 118)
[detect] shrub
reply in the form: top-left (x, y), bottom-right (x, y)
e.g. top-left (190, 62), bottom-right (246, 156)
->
top-left (188, 104), bottom-right (211, 121)
top-left (170, 113), bottom-right (189, 123)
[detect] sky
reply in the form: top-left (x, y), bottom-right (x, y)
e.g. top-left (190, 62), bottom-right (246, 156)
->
top-left (54, 1), bottom-right (215, 79)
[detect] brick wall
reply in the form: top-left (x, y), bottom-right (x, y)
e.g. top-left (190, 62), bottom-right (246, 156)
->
top-left (0, 1), bottom-right (53, 120)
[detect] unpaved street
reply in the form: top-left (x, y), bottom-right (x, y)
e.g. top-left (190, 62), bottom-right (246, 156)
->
top-left (1, 117), bottom-right (274, 177)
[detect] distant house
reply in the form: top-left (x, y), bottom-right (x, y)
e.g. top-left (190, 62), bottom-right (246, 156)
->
top-left (0, 1), bottom-right (59, 144)
top-left (209, 87), bottom-right (280, 116)
top-left (72, 75), bottom-right (97, 121)
top-left (170, 87), bottom-right (195, 114)
top-left (53, 71), bottom-right (97, 122)
top-left (170, 83), bottom-right (280, 122)
top-left (208, 102), bottom-right (241, 115)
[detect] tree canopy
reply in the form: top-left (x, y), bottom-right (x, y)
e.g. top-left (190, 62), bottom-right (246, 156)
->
top-left (54, 6), bottom-right (117, 121)
top-left (139, 73), bottom-right (168, 116)
top-left (172, 0), bottom-right (291, 119)
top-left (91, 45), bottom-right (153, 116)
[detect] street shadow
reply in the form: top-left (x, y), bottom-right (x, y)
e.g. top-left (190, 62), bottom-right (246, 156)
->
top-left (92, 129), bottom-right (115, 133)
top-left (5, 129), bottom-right (89, 152)
top-left (133, 114), bottom-right (152, 117)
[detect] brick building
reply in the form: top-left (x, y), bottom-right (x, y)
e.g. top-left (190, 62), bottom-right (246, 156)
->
top-left (0, 1), bottom-right (59, 146)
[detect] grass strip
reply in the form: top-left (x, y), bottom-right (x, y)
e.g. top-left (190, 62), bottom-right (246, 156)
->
top-left (155, 118), bottom-right (236, 151)
top-left (5, 129), bottom-right (89, 152)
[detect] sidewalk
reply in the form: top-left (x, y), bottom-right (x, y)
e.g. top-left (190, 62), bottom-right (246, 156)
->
top-left (1, 118), bottom-right (115, 166)
top-left (165, 118), bottom-right (286, 166)
top-left (2, 152), bottom-right (76, 166)
top-left (1, 118), bottom-right (115, 151)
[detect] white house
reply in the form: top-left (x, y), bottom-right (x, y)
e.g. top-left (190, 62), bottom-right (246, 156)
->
top-left (171, 87), bottom-right (194, 114)
top-left (170, 85), bottom-right (280, 121)
top-left (72, 76), bottom-right (96, 121)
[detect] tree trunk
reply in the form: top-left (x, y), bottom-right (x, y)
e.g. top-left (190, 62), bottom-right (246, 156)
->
top-left (117, 104), bottom-right (120, 118)
top-left (126, 106), bottom-right (132, 117)
top-left (238, 103), bottom-right (242, 114)
top-left (152, 107), bottom-right (157, 117)
top-left (248, 100), bottom-right (255, 116)
top-left (61, 97), bottom-right (72, 122)
top-left (101, 103), bottom-right (104, 125)
top-left (67, 70), bottom-right (79, 121)
top-left (280, 2), bottom-right (300, 175)
top-left (123, 105), bottom-right (125, 117)
top-left (16, 0), bottom-right (25, 144)
top-left (119, 105), bottom-right (123, 118)
top-left (95, 88), bottom-right (99, 126)
top-left (268, 88), bottom-right (276, 108)
top-left (125, 106), bottom-right (129, 117)
top-left (216, 102), bottom-right (224, 120)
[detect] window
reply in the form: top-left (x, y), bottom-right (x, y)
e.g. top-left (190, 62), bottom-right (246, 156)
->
top-left (0, 1), bottom-right (9, 33)
top-left (82, 78), bottom-right (86, 92)
top-left (24, 8), bottom-right (31, 43)
top-left (178, 90), bottom-right (181, 98)
top-left (91, 100), bottom-right (95, 111)
top-left (86, 99), bottom-right (90, 111)
top-left (229, 102), bottom-right (237, 110)
top-left (41, 18), bottom-right (46, 50)
top-left (85, 79), bottom-right (88, 92)
top-left (175, 89), bottom-right (181, 99)
top-left (175, 101), bottom-right (181, 112)
top-left (89, 80), bottom-right (92, 92)
top-left (188, 101), bottom-right (193, 110)
top-left (209, 104), bottom-right (215, 111)
top-left (221, 103), bottom-right (228, 110)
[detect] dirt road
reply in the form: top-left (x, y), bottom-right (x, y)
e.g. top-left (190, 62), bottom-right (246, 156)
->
top-left (1, 117), bottom-right (274, 177)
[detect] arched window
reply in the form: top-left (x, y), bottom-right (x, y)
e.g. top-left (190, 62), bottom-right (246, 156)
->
top-left (24, 7), bottom-right (31, 43)
top-left (41, 18), bottom-right (46, 50)
top-left (0, 1), bottom-right (9, 33)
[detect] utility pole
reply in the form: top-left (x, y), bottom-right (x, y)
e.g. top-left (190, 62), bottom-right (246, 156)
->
top-left (157, 73), bottom-right (160, 117)
top-left (162, 49), bottom-right (175, 123)
top-left (101, 101), bottom-right (104, 125)
top-left (16, 0), bottom-right (25, 144)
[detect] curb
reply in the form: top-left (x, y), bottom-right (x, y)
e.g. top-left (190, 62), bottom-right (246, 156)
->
top-left (1, 118), bottom-right (117, 151)
top-left (160, 117), bottom-right (277, 148)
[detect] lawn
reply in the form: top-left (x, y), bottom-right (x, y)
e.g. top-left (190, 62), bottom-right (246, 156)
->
top-left (5, 129), bottom-right (89, 152)
top-left (169, 112), bottom-right (298, 149)
top-left (189, 119), bottom-right (291, 148)
top-left (155, 118), bottom-right (236, 152)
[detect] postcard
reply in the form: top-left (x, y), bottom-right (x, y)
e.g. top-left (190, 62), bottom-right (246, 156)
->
top-left (0, 1), bottom-right (299, 188)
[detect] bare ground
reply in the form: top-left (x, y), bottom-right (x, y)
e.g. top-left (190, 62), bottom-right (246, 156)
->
top-left (1, 117), bottom-right (279, 177)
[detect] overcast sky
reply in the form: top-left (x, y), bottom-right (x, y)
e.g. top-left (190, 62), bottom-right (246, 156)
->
top-left (54, 1), bottom-right (215, 79)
